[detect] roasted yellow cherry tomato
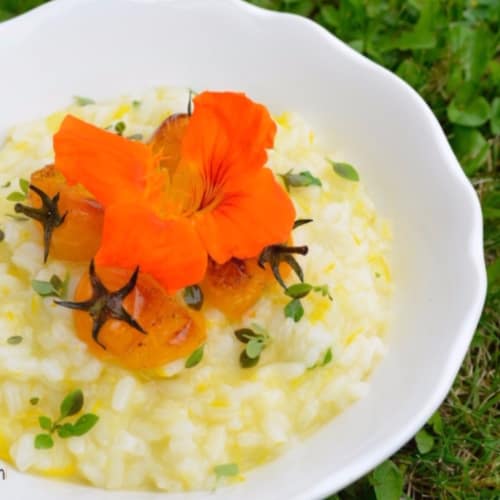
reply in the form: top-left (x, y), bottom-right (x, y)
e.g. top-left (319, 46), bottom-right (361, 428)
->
top-left (71, 266), bottom-right (206, 370)
top-left (30, 164), bottom-right (104, 261)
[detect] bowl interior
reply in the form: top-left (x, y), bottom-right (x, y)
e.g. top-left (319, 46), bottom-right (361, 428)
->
top-left (0, 1), bottom-right (485, 499)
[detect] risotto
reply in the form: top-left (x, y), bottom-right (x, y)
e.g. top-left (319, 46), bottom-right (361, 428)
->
top-left (0, 87), bottom-right (392, 491)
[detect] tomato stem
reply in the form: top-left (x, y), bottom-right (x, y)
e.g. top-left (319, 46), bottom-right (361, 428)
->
top-left (258, 244), bottom-right (308, 290)
top-left (14, 184), bottom-right (68, 262)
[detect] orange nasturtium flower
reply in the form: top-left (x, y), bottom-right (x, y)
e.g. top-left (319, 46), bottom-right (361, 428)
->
top-left (54, 91), bottom-right (295, 292)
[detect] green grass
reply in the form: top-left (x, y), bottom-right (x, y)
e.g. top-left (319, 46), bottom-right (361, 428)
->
top-left (2, 0), bottom-right (499, 498)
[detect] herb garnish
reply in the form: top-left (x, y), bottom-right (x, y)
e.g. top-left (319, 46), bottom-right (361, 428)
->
top-left (114, 121), bottom-right (126, 135)
top-left (55, 260), bottom-right (145, 349)
top-left (132, 100), bottom-right (141, 108)
top-left (6, 178), bottom-right (29, 202)
top-left (285, 283), bottom-right (332, 301)
top-left (279, 169), bottom-right (322, 191)
top-left (32, 273), bottom-right (69, 299)
top-left (73, 96), bottom-right (95, 106)
top-left (185, 344), bottom-right (204, 368)
top-left (7, 335), bottom-right (23, 345)
top-left (183, 285), bottom-right (204, 310)
top-left (284, 298), bottom-right (304, 322)
top-left (234, 324), bottom-right (270, 368)
top-left (285, 282), bottom-right (313, 299)
top-left (13, 184), bottom-right (68, 262)
top-left (0, 229), bottom-right (4, 242)
top-left (259, 219), bottom-right (332, 322)
top-left (284, 283), bottom-right (332, 322)
top-left (34, 389), bottom-right (99, 450)
top-left (309, 347), bottom-right (333, 369)
top-left (30, 397), bottom-right (40, 406)
top-left (214, 462), bottom-right (239, 482)
top-left (329, 160), bottom-right (360, 182)
top-left (1, 181), bottom-right (11, 188)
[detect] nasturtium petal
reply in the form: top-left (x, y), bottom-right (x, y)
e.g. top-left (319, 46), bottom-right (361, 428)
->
top-left (96, 203), bottom-right (207, 293)
top-left (184, 92), bottom-right (277, 183)
top-left (54, 115), bottom-right (151, 205)
top-left (194, 167), bottom-right (295, 263)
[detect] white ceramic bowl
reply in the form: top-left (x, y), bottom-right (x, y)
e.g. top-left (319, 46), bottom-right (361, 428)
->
top-left (0, 1), bottom-right (486, 499)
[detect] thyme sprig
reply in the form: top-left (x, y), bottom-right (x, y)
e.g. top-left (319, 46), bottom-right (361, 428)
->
top-left (234, 324), bottom-right (270, 368)
top-left (259, 219), bottom-right (333, 322)
top-left (34, 389), bottom-right (99, 450)
top-left (284, 283), bottom-right (333, 322)
top-left (55, 260), bottom-right (146, 349)
top-left (13, 184), bottom-right (67, 262)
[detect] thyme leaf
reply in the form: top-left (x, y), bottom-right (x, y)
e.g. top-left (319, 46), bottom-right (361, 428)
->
top-left (6, 192), bottom-right (25, 202)
top-left (280, 169), bottom-right (322, 191)
top-left (60, 389), bottom-right (84, 418)
top-left (246, 338), bottom-right (264, 359)
top-left (34, 389), bottom-right (98, 450)
top-left (71, 414), bottom-right (99, 436)
top-left (330, 160), bottom-right (360, 182)
top-left (6, 178), bottom-right (29, 202)
top-left (308, 347), bottom-right (333, 370)
top-left (185, 344), bottom-right (204, 368)
top-left (34, 434), bottom-right (54, 449)
top-left (322, 347), bottom-right (333, 366)
top-left (114, 121), bottom-right (126, 135)
top-left (38, 416), bottom-right (52, 431)
top-left (234, 328), bottom-right (258, 343)
top-left (214, 462), bottom-right (239, 481)
top-left (32, 273), bottom-right (69, 298)
top-left (73, 95), bottom-right (95, 106)
top-left (284, 298), bottom-right (304, 322)
top-left (240, 350), bottom-right (260, 368)
top-left (234, 325), bottom-right (270, 368)
top-left (7, 335), bottom-right (23, 345)
top-left (285, 282), bottom-right (313, 299)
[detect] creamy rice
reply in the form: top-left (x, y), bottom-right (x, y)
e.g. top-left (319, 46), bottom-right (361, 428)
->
top-left (0, 87), bottom-right (392, 490)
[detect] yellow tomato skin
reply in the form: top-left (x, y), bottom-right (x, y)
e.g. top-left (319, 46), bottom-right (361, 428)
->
top-left (201, 258), bottom-right (291, 319)
top-left (30, 164), bottom-right (104, 261)
top-left (73, 267), bottom-right (206, 370)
